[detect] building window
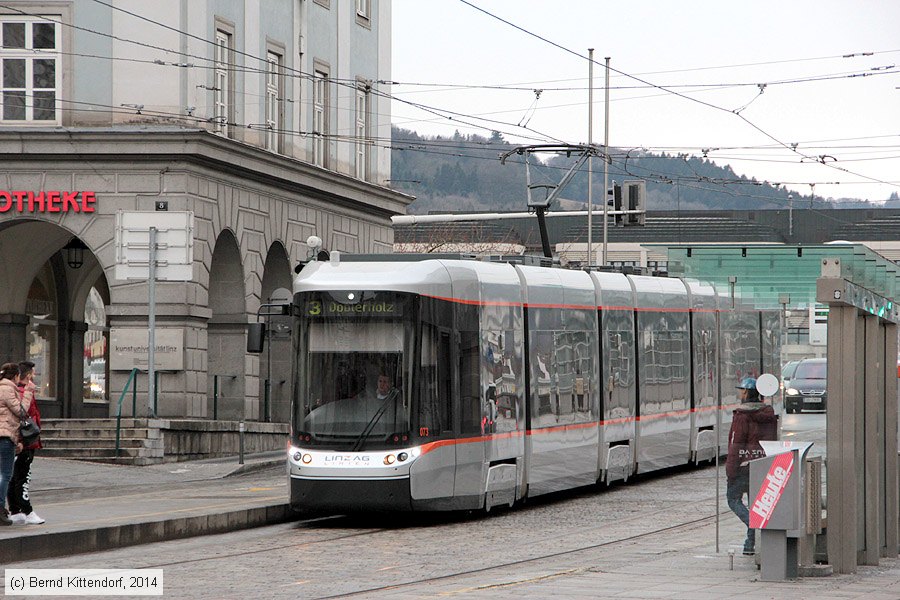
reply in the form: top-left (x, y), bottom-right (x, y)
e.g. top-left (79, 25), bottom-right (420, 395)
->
top-left (786, 327), bottom-right (809, 345)
top-left (647, 260), bottom-right (668, 273)
top-left (313, 68), bottom-right (328, 167)
top-left (83, 287), bottom-right (109, 403)
top-left (214, 29), bottom-right (231, 135)
top-left (0, 17), bottom-right (60, 123)
top-left (265, 50), bottom-right (282, 152)
top-left (610, 261), bottom-right (639, 269)
top-left (355, 83), bottom-right (369, 180)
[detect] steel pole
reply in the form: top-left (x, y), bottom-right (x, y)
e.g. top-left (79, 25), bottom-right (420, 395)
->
top-left (587, 48), bottom-right (594, 268)
top-left (602, 57), bottom-right (610, 266)
top-left (715, 309), bottom-right (722, 553)
top-left (148, 226), bottom-right (157, 418)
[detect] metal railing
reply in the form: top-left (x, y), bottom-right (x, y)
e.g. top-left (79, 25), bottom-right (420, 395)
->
top-left (115, 368), bottom-right (140, 459)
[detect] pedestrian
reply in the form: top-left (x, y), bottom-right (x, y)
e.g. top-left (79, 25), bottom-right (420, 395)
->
top-left (726, 376), bottom-right (777, 555)
top-left (0, 362), bottom-right (27, 526)
top-left (8, 361), bottom-right (44, 525)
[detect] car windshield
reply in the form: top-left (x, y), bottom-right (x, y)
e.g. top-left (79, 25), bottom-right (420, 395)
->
top-left (782, 362), bottom-right (799, 379)
top-left (794, 361), bottom-right (826, 379)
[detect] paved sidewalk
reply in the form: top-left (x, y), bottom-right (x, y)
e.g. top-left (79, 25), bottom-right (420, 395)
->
top-left (0, 452), bottom-right (292, 563)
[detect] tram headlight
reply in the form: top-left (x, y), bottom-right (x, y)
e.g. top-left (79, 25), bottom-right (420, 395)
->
top-left (398, 452), bottom-right (408, 462)
top-left (292, 451), bottom-right (302, 462)
top-left (302, 454), bottom-right (313, 464)
top-left (383, 454), bottom-right (396, 465)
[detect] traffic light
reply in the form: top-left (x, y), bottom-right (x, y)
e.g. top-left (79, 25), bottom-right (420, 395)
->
top-left (622, 180), bottom-right (646, 226)
top-left (609, 183), bottom-right (623, 225)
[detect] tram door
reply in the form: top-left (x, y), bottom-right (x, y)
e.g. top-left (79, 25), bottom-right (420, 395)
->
top-left (455, 328), bottom-right (486, 501)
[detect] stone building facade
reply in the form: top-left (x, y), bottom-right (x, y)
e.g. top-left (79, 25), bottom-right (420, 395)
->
top-left (0, 1), bottom-right (411, 421)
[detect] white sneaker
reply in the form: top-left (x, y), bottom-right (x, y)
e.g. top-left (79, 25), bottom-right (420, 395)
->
top-left (23, 512), bottom-right (44, 525)
top-left (8, 512), bottom-right (26, 524)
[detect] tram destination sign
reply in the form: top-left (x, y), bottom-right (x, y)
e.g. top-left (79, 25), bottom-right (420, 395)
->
top-left (305, 296), bottom-right (403, 318)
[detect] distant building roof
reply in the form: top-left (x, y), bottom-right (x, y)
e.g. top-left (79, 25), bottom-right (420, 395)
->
top-left (396, 208), bottom-right (900, 254)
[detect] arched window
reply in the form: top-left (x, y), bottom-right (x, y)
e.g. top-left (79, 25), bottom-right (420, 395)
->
top-left (26, 264), bottom-right (57, 400)
top-left (83, 287), bottom-right (108, 402)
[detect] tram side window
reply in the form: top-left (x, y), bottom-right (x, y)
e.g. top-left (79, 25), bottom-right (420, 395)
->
top-left (459, 331), bottom-right (481, 434)
top-left (419, 325), bottom-right (451, 436)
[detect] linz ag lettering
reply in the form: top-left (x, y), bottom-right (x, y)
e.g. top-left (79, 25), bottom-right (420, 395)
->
top-left (324, 455), bottom-right (370, 463)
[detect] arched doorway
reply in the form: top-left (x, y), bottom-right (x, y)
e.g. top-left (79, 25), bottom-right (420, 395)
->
top-left (260, 242), bottom-right (293, 422)
top-left (207, 229), bottom-right (247, 419)
top-left (0, 221), bottom-right (109, 418)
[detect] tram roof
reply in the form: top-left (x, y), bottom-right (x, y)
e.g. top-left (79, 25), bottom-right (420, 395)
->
top-left (648, 243), bottom-right (900, 312)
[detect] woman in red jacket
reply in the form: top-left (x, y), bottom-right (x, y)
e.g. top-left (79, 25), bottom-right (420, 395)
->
top-left (726, 377), bottom-right (777, 555)
top-left (7, 361), bottom-right (43, 525)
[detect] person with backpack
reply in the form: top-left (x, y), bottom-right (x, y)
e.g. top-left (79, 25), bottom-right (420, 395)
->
top-left (726, 377), bottom-right (778, 555)
top-left (8, 361), bottom-right (43, 525)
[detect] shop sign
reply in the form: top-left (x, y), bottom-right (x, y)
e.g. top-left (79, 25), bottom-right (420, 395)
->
top-left (0, 190), bottom-right (96, 213)
top-left (110, 327), bottom-right (184, 371)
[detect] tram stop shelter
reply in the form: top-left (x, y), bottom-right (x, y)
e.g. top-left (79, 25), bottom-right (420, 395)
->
top-left (649, 243), bottom-right (900, 575)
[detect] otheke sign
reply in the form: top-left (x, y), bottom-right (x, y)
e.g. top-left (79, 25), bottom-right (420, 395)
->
top-left (0, 190), bottom-right (96, 213)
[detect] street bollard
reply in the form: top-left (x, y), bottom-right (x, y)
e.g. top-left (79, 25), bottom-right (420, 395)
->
top-left (239, 420), bottom-right (245, 465)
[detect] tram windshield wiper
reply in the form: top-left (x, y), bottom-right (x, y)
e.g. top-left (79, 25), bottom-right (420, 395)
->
top-left (351, 388), bottom-right (399, 452)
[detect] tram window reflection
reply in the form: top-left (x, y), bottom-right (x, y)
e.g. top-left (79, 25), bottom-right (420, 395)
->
top-left (459, 331), bottom-right (481, 434)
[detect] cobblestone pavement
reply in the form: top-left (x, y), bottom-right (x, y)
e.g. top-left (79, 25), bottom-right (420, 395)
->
top-left (6, 413), bottom-right (886, 599)
top-left (7, 449), bottom-right (900, 600)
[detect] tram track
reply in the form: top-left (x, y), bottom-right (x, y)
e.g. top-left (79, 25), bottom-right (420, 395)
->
top-left (311, 512), bottom-right (722, 599)
top-left (132, 515), bottom-right (392, 569)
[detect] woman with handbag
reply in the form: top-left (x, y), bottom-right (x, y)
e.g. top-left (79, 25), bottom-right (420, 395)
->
top-left (0, 362), bottom-right (27, 526)
top-left (8, 361), bottom-right (43, 524)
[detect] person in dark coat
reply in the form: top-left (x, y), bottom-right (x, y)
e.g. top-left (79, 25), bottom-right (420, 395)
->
top-left (726, 376), bottom-right (777, 555)
top-left (8, 361), bottom-right (43, 525)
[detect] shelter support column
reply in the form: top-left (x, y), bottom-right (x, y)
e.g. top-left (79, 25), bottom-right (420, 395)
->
top-left (883, 321), bottom-right (898, 558)
top-left (825, 304), bottom-right (862, 574)
top-left (863, 314), bottom-right (884, 566)
top-left (818, 262), bottom-right (900, 574)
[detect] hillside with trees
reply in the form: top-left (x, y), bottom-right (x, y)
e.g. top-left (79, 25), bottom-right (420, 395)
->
top-left (390, 126), bottom-right (877, 214)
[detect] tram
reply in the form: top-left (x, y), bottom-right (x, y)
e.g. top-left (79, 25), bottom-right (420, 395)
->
top-left (281, 254), bottom-right (781, 512)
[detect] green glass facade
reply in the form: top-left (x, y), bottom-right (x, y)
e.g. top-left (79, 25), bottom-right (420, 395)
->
top-left (648, 244), bottom-right (900, 316)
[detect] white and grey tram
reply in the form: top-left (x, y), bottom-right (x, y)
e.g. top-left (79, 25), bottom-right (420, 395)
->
top-left (286, 254), bottom-right (781, 512)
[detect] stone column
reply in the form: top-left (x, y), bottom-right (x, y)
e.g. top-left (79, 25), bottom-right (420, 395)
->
top-left (0, 313), bottom-right (28, 364)
top-left (66, 321), bottom-right (90, 418)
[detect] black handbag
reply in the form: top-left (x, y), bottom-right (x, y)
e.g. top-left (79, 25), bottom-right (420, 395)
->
top-left (18, 402), bottom-right (40, 446)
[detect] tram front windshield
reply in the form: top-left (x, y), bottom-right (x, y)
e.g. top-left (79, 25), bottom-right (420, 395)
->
top-left (295, 291), bottom-right (414, 449)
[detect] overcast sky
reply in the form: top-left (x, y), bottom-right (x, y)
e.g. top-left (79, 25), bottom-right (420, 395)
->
top-left (391, 0), bottom-right (900, 205)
